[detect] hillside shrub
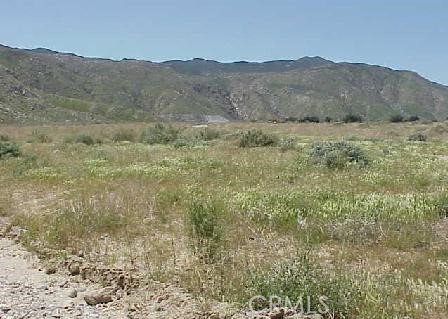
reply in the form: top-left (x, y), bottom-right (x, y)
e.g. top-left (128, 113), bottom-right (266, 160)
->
top-left (407, 115), bottom-right (420, 122)
top-left (0, 141), bottom-right (20, 159)
top-left (299, 116), bottom-right (320, 123)
top-left (390, 114), bottom-right (404, 123)
top-left (140, 123), bottom-right (179, 145)
top-left (308, 141), bottom-right (369, 169)
top-left (0, 134), bottom-right (10, 141)
top-left (342, 113), bottom-right (363, 123)
top-left (239, 130), bottom-right (278, 148)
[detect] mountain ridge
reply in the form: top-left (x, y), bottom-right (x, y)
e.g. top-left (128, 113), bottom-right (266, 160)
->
top-left (1, 43), bottom-right (447, 123)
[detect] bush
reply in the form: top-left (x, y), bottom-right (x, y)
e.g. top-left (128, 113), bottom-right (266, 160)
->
top-left (342, 113), bottom-right (363, 123)
top-left (140, 123), bottom-right (179, 145)
top-left (249, 251), bottom-right (362, 317)
top-left (194, 128), bottom-right (221, 141)
top-left (0, 141), bottom-right (20, 159)
top-left (390, 114), bottom-right (404, 123)
top-left (0, 134), bottom-right (10, 141)
top-left (279, 137), bottom-right (297, 152)
top-left (75, 134), bottom-right (96, 145)
top-left (284, 117), bottom-right (299, 123)
top-left (407, 115), bottom-right (420, 122)
top-left (324, 116), bottom-right (333, 123)
top-left (239, 130), bottom-right (278, 148)
top-left (308, 141), bottom-right (369, 169)
top-left (408, 132), bottom-right (427, 142)
top-left (187, 199), bottom-right (223, 261)
top-left (299, 116), bottom-right (320, 123)
top-left (173, 137), bottom-right (207, 149)
top-left (112, 129), bottom-right (135, 142)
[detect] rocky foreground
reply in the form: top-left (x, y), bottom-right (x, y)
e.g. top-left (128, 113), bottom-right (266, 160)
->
top-left (0, 218), bottom-right (317, 319)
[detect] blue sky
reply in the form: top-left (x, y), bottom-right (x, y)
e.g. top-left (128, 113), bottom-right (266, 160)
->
top-left (1, 0), bottom-right (447, 84)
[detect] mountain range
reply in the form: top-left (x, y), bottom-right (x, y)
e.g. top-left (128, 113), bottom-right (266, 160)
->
top-left (1, 43), bottom-right (447, 123)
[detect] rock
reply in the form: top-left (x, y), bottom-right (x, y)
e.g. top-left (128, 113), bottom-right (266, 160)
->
top-left (270, 308), bottom-right (285, 319)
top-left (68, 263), bottom-right (80, 276)
top-left (84, 287), bottom-right (115, 306)
top-left (0, 304), bottom-right (11, 313)
top-left (68, 289), bottom-right (78, 298)
top-left (45, 266), bottom-right (57, 275)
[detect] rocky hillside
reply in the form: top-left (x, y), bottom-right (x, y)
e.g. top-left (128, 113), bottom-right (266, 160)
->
top-left (1, 44), bottom-right (448, 123)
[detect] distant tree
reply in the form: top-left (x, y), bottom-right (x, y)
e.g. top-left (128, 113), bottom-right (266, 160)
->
top-left (299, 116), bottom-right (320, 123)
top-left (324, 116), bottom-right (333, 123)
top-left (390, 114), bottom-right (404, 123)
top-left (407, 115), bottom-right (420, 122)
top-left (284, 116), bottom-right (299, 123)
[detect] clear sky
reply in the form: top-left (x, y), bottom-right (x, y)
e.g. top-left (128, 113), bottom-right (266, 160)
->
top-left (1, 0), bottom-right (447, 84)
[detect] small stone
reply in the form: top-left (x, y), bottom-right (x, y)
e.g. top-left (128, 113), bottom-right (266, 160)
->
top-left (84, 287), bottom-right (114, 306)
top-left (45, 266), bottom-right (57, 275)
top-left (68, 289), bottom-right (78, 298)
top-left (68, 263), bottom-right (80, 276)
top-left (0, 304), bottom-right (11, 313)
top-left (269, 309), bottom-right (285, 319)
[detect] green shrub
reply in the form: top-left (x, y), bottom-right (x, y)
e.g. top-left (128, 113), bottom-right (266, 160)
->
top-left (342, 113), bottom-right (363, 123)
top-left (408, 132), bottom-right (427, 142)
top-left (407, 115), bottom-right (420, 122)
top-left (194, 128), bottom-right (221, 141)
top-left (13, 154), bottom-right (40, 176)
top-left (0, 141), bottom-right (20, 159)
top-left (239, 130), bottom-right (278, 148)
top-left (173, 138), bottom-right (207, 149)
top-left (279, 137), bottom-right (297, 152)
top-left (248, 251), bottom-right (363, 317)
top-left (140, 123), bottom-right (179, 145)
top-left (75, 134), bottom-right (95, 145)
top-left (187, 199), bottom-right (223, 261)
top-left (324, 116), bottom-right (333, 123)
top-left (112, 129), bottom-right (135, 142)
top-left (308, 141), bottom-right (369, 169)
top-left (0, 134), bottom-right (10, 141)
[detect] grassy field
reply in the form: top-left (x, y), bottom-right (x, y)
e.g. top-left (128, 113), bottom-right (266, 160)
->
top-left (1, 121), bottom-right (448, 318)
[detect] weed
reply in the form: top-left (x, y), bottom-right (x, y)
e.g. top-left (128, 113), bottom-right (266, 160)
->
top-left (111, 129), bottom-right (135, 142)
top-left (0, 141), bottom-right (20, 159)
top-left (239, 130), bottom-right (278, 148)
top-left (408, 132), bottom-right (427, 142)
top-left (31, 130), bottom-right (52, 143)
top-left (140, 123), bottom-right (179, 144)
top-left (194, 128), bottom-right (222, 141)
top-left (308, 141), bottom-right (369, 168)
top-left (187, 198), bottom-right (224, 262)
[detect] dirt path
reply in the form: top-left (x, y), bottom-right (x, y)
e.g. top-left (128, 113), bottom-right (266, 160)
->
top-left (0, 236), bottom-right (128, 318)
top-left (0, 218), bottom-right (281, 319)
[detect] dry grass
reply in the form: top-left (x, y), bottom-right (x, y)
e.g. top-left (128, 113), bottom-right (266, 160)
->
top-left (1, 121), bottom-right (448, 318)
